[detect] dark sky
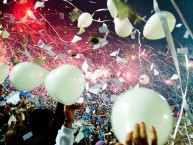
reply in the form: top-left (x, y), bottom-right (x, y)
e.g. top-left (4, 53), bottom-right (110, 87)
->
top-left (1, 0), bottom-right (193, 50)
top-left (45, 0), bottom-right (193, 49)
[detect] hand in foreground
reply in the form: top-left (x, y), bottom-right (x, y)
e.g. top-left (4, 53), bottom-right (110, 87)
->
top-left (63, 104), bottom-right (82, 128)
top-left (116, 122), bottom-right (157, 145)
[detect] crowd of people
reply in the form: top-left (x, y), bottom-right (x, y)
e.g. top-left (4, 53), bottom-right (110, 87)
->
top-left (0, 83), bottom-right (157, 145)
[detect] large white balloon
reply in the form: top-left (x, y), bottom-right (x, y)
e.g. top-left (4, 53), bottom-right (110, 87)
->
top-left (139, 74), bottom-right (150, 85)
top-left (0, 62), bottom-right (9, 84)
top-left (78, 12), bottom-right (93, 28)
top-left (143, 11), bottom-right (176, 40)
top-left (112, 88), bottom-right (173, 145)
top-left (45, 65), bottom-right (85, 105)
top-left (10, 62), bottom-right (49, 91)
top-left (107, 0), bottom-right (117, 18)
top-left (114, 18), bottom-right (133, 37)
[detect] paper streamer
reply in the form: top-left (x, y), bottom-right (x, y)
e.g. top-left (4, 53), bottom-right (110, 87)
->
top-left (21, 35), bottom-right (34, 62)
top-left (91, 8), bottom-right (114, 23)
top-left (184, 123), bottom-right (192, 145)
top-left (171, 0), bottom-right (193, 39)
top-left (153, 0), bottom-right (193, 143)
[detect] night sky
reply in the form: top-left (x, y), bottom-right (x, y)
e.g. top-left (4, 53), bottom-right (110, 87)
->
top-left (40, 0), bottom-right (193, 49)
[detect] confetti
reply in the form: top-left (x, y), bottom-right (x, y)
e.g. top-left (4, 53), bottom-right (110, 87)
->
top-left (85, 82), bottom-right (89, 91)
top-left (2, 30), bottom-right (10, 39)
top-left (3, 0), bottom-right (8, 4)
top-left (59, 12), bottom-right (65, 20)
top-left (71, 35), bottom-right (82, 43)
top-left (0, 100), bottom-right (6, 106)
top-left (9, 16), bottom-right (15, 24)
top-left (101, 93), bottom-right (108, 101)
top-left (34, 1), bottom-right (45, 9)
top-left (171, 74), bottom-right (179, 80)
top-left (89, 1), bottom-right (96, 3)
top-left (177, 47), bottom-right (188, 55)
top-left (110, 50), bottom-right (119, 57)
top-left (6, 92), bottom-right (20, 105)
top-left (98, 23), bottom-right (110, 34)
top-left (47, 50), bottom-right (56, 57)
top-left (69, 8), bottom-right (81, 22)
top-left (0, 0), bottom-right (192, 143)
top-left (82, 61), bottom-right (89, 73)
top-left (131, 30), bottom-right (137, 39)
top-left (58, 53), bottom-right (66, 59)
top-left (93, 38), bottom-right (108, 50)
top-left (37, 40), bottom-right (52, 51)
top-left (89, 34), bottom-right (99, 44)
top-left (88, 84), bottom-right (103, 94)
top-left (26, 10), bottom-right (37, 20)
top-left (116, 56), bottom-right (128, 64)
top-left (183, 30), bottom-right (190, 39)
top-left (75, 54), bottom-right (81, 59)
top-left (154, 69), bottom-right (159, 76)
top-left (102, 83), bottom-right (108, 90)
top-left (176, 23), bottom-right (182, 28)
top-left (113, 78), bottom-right (123, 88)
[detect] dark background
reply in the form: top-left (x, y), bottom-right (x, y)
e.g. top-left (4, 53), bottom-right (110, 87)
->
top-left (1, 0), bottom-right (193, 50)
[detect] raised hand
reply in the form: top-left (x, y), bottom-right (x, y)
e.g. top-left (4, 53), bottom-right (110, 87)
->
top-left (116, 122), bottom-right (157, 145)
top-left (63, 104), bottom-right (83, 128)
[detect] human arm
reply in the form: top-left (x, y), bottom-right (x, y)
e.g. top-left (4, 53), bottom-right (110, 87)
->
top-left (116, 122), bottom-right (157, 145)
top-left (55, 104), bottom-right (82, 145)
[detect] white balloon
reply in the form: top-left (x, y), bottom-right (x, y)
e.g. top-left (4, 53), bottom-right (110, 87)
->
top-left (111, 88), bottom-right (173, 145)
top-left (143, 11), bottom-right (176, 40)
top-left (45, 65), bottom-right (85, 105)
top-left (10, 62), bottom-right (49, 91)
top-left (78, 12), bottom-right (93, 28)
top-left (114, 18), bottom-right (133, 37)
top-left (107, 0), bottom-right (117, 18)
top-left (139, 74), bottom-right (150, 85)
top-left (0, 62), bottom-right (9, 84)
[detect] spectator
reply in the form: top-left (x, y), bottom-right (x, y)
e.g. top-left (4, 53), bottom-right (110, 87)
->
top-left (28, 103), bottom-right (64, 145)
top-left (55, 104), bottom-right (82, 145)
top-left (4, 124), bottom-right (28, 145)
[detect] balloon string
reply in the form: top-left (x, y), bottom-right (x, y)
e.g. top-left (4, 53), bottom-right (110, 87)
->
top-left (91, 8), bottom-right (114, 23)
top-left (153, 0), bottom-right (193, 143)
top-left (37, 13), bottom-right (68, 43)
top-left (22, 36), bottom-right (34, 63)
top-left (134, 28), bottom-right (143, 68)
top-left (91, 8), bottom-right (109, 16)
top-left (171, 0), bottom-right (193, 39)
